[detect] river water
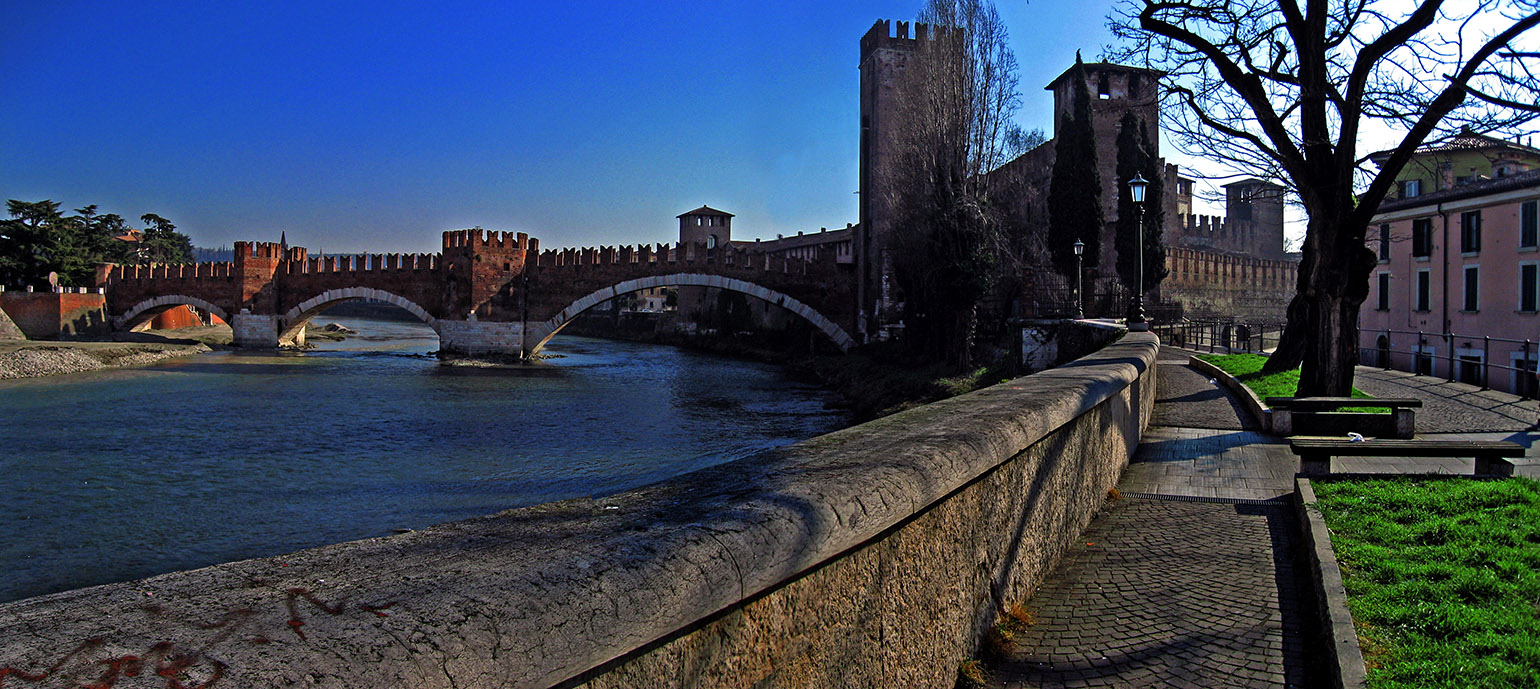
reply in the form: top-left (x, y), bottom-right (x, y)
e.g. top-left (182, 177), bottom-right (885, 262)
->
top-left (0, 318), bottom-right (849, 603)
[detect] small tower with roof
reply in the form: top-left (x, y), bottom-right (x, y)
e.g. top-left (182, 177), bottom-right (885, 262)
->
top-left (678, 206), bottom-right (733, 249)
top-left (675, 206), bottom-right (734, 322)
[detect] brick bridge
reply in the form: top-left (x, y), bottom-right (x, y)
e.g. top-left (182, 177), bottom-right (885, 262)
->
top-left (97, 229), bottom-right (857, 356)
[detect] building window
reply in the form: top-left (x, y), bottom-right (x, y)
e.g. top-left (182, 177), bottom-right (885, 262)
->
top-left (1463, 265), bottom-right (1480, 312)
top-left (1523, 200), bottom-right (1538, 248)
top-left (1513, 354), bottom-right (1538, 398)
top-left (1412, 218), bottom-right (1433, 258)
top-left (1398, 179), bottom-right (1421, 198)
top-left (1414, 344), bottom-right (1436, 376)
top-left (1416, 269), bottom-right (1431, 312)
top-left (707, 234), bottom-right (718, 249)
top-left (1098, 73), bottom-right (1110, 99)
top-left (1522, 262), bottom-right (1538, 312)
top-left (1458, 352), bottom-right (1485, 386)
top-left (1460, 210), bottom-right (1482, 253)
top-left (1378, 223), bottom-right (1391, 261)
top-left (1377, 272), bottom-right (1391, 311)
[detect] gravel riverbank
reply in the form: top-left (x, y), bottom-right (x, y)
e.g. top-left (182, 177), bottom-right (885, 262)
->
top-left (0, 342), bottom-right (213, 380)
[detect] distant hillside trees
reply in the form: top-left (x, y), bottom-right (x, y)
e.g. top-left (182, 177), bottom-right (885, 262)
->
top-left (0, 200), bottom-right (194, 289)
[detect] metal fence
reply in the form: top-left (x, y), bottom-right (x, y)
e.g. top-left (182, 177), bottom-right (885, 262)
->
top-left (1150, 320), bottom-right (1288, 354)
top-left (1148, 321), bottom-right (1538, 400)
top-left (1033, 285), bottom-right (1184, 323)
top-left (1359, 328), bottom-right (1537, 399)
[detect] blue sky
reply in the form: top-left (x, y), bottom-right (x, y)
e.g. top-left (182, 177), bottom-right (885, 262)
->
top-left (2, 1), bottom-right (1133, 254)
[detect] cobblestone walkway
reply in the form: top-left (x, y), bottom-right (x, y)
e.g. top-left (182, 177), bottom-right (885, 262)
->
top-left (1351, 366), bottom-right (1539, 433)
top-left (993, 498), bottom-right (1308, 689)
top-left (1152, 353), bottom-right (1257, 430)
top-left (985, 355), bottom-right (1314, 688)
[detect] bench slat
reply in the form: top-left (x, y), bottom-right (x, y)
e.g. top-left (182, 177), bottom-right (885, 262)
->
top-left (1289, 438), bottom-right (1525, 458)
top-left (1266, 396), bottom-right (1423, 410)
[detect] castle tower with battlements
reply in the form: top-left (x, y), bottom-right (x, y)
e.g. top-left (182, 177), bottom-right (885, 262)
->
top-left (857, 19), bottom-right (927, 338)
top-left (857, 18), bottom-right (1293, 325)
top-left (1045, 59), bottom-right (1165, 272)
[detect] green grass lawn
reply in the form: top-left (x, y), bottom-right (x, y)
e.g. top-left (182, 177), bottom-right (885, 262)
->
top-left (1197, 353), bottom-right (1385, 412)
top-left (1313, 477), bottom-right (1540, 688)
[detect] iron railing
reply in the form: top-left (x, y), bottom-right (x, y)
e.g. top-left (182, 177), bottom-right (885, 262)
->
top-left (1359, 327), bottom-right (1537, 398)
top-left (1147, 321), bottom-right (1538, 400)
top-left (1149, 320), bottom-right (1288, 354)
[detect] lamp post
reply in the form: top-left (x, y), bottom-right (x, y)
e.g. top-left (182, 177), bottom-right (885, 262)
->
top-left (1127, 173), bottom-right (1149, 332)
top-left (1072, 238), bottom-right (1085, 319)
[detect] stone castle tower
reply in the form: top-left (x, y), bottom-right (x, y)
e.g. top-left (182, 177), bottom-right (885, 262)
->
top-left (857, 19), bottom-right (1291, 328)
top-left (858, 23), bottom-right (1171, 327)
top-left (676, 206), bottom-right (734, 317)
top-left (1043, 60), bottom-right (1165, 272)
top-left (857, 19), bottom-right (929, 337)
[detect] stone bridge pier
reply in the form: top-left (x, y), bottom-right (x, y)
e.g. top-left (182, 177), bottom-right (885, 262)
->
top-left (98, 230), bottom-right (858, 357)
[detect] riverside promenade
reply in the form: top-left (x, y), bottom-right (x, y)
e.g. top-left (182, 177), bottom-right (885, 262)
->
top-left (985, 347), bottom-right (1540, 688)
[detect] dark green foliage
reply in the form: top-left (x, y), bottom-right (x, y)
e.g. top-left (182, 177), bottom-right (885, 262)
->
top-left (1047, 52), bottom-right (1102, 280)
top-left (139, 213), bottom-right (194, 265)
top-left (0, 200), bottom-right (193, 288)
top-left (1315, 477), bottom-right (1540, 688)
top-left (887, 0), bottom-right (1023, 368)
top-left (1113, 113), bottom-right (1168, 294)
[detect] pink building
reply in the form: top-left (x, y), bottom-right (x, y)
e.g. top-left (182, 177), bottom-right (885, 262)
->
top-left (1360, 170), bottom-right (1540, 396)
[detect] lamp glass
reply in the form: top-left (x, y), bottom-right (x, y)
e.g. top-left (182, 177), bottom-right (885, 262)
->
top-left (1072, 239), bottom-right (1084, 256)
top-left (1128, 174), bottom-right (1149, 204)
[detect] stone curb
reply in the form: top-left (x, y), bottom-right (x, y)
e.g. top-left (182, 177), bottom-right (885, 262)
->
top-left (1187, 354), bottom-right (1274, 432)
top-left (1294, 477), bottom-right (1368, 689)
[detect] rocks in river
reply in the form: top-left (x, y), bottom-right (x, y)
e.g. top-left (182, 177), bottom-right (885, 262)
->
top-left (301, 322), bottom-right (357, 343)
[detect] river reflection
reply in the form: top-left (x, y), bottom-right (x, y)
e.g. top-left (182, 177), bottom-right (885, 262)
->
top-left (0, 317), bottom-right (848, 603)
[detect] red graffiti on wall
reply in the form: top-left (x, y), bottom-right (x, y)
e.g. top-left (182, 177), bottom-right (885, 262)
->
top-left (0, 584), bottom-right (395, 688)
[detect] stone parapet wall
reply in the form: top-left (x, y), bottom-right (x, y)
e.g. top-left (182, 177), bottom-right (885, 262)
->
top-left (0, 290), bottom-right (110, 339)
top-left (0, 334), bottom-right (1157, 688)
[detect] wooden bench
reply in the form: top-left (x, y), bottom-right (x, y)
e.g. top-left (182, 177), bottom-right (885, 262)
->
top-left (1266, 397), bottom-right (1422, 438)
top-left (1289, 437), bottom-right (1526, 477)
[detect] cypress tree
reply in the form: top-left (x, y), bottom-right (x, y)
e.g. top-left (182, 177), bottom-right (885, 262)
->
top-left (1114, 112), bottom-right (1169, 294)
top-left (1046, 53), bottom-right (1102, 282)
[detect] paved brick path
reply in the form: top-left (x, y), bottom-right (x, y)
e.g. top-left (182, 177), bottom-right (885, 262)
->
top-left (985, 355), bottom-right (1314, 688)
top-left (1118, 427), bottom-right (1296, 501)
top-left (992, 498), bottom-right (1309, 689)
top-left (1152, 348), bottom-right (1257, 430)
top-left (1351, 366), bottom-right (1538, 433)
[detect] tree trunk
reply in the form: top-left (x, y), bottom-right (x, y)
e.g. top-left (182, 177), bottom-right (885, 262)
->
top-left (1263, 211), bottom-right (1375, 396)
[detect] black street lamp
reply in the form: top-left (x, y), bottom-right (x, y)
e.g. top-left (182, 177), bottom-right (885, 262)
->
top-left (1072, 238), bottom-right (1085, 318)
top-left (1127, 173), bottom-right (1149, 332)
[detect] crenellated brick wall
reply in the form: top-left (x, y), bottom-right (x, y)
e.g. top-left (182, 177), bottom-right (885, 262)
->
top-left (95, 230), bottom-right (856, 355)
top-left (1159, 247), bottom-right (1299, 320)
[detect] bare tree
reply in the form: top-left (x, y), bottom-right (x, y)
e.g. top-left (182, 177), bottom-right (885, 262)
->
top-left (1110, 0), bottom-right (1540, 395)
top-left (886, 0), bottom-right (1028, 366)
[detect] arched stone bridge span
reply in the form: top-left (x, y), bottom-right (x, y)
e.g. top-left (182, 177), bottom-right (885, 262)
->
top-left (97, 230), bottom-right (857, 356)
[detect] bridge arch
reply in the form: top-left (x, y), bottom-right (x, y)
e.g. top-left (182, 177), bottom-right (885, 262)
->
top-left (279, 288), bottom-right (439, 343)
top-left (116, 295), bottom-right (230, 331)
top-left (526, 273), bottom-right (855, 354)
